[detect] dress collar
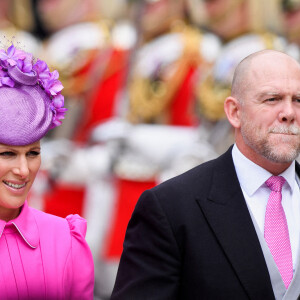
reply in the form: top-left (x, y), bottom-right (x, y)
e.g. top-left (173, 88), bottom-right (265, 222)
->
top-left (0, 201), bottom-right (39, 248)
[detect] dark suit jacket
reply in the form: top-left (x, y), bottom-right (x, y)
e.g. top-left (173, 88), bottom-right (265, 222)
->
top-left (111, 146), bottom-right (296, 299)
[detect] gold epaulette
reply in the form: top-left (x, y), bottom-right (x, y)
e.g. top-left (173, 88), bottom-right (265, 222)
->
top-left (128, 23), bottom-right (203, 124)
top-left (196, 74), bottom-right (229, 122)
top-left (196, 31), bottom-right (282, 122)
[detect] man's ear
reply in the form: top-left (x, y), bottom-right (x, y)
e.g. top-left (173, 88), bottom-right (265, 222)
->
top-left (224, 96), bottom-right (241, 129)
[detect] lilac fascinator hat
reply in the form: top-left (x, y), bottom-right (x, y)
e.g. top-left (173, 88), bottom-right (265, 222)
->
top-left (0, 44), bottom-right (67, 146)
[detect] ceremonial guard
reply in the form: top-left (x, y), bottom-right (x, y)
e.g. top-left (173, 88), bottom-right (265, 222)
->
top-left (281, 0), bottom-right (300, 45)
top-left (90, 1), bottom-right (222, 298)
top-left (33, 1), bottom-right (137, 299)
top-left (195, 0), bottom-right (299, 154)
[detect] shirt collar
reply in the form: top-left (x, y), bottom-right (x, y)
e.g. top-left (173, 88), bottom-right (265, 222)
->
top-left (232, 144), bottom-right (296, 196)
top-left (0, 201), bottom-right (39, 248)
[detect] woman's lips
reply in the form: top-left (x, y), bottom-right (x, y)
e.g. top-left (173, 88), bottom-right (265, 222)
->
top-left (3, 180), bottom-right (27, 190)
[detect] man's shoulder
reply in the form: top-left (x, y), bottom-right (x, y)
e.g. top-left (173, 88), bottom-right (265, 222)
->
top-left (158, 158), bottom-right (215, 188)
top-left (154, 147), bottom-right (232, 192)
top-left (132, 147), bottom-right (234, 225)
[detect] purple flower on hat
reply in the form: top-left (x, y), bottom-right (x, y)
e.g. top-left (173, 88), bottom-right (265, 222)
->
top-left (17, 53), bottom-right (34, 73)
top-left (0, 44), bottom-right (26, 68)
top-left (33, 59), bottom-right (50, 81)
top-left (50, 105), bottom-right (67, 129)
top-left (0, 67), bottom-right (14, 87)
top-left (42, 70), bottom-right (63, 96)
top-left (50, 94), bottom-right (67, 128)
top-left (52, 94), bottom-right (65, 108)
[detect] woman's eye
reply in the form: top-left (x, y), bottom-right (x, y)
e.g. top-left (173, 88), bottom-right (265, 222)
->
top-left (0, 151), bottom-right (15, 157)
top-left (27, 151), bottom-right (40, 157)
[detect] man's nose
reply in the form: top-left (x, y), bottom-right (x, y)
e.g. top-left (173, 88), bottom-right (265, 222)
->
top-left (279, 101), bottom-right (296, 123)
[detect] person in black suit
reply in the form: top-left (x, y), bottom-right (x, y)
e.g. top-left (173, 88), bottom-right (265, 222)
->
top-left (111, 50), bottom-right (300, 299)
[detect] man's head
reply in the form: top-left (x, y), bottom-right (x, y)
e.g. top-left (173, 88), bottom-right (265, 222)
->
top-left (224, 50), bottom-right (300, 174)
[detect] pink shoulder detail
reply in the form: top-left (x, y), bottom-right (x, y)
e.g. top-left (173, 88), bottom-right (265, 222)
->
top-left (66, 214), bottom-right (87, 238)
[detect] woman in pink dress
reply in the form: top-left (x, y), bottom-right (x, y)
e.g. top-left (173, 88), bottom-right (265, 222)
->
top-left (0, 44), bottom-right (94, 299)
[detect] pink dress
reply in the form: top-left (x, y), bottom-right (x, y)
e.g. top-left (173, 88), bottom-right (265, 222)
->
top-left (0, 201), bottom-right (94, 299)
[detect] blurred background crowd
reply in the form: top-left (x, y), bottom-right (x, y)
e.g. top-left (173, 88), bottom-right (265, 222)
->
top-left (2, 0), bottom-right (300, 298)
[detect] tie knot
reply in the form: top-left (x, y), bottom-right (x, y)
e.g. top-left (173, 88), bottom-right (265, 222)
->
top-left (265, 176), bottom-right (286, 192)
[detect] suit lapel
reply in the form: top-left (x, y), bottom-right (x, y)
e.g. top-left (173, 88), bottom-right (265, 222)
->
top-left (196, 148), bottom-right (275, 300)
top-left (296, 161), bottom-right (300, 177)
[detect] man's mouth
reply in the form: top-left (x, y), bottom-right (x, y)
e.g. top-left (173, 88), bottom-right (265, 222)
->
top-left (269, 126), bottom-right (300, 135)
top-left (3, 180), bottom-right (27, 189)
top-left (271, 132), bottom-right (296, 135)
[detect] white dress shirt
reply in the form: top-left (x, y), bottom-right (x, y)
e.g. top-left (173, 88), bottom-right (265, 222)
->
top-left (232, 144), bottom-right (300, 270)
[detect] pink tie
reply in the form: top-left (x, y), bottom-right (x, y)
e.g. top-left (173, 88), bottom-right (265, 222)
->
top-left (264, 176), bottom-right (293, 289)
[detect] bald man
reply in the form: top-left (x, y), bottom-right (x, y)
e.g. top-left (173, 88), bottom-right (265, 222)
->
top-left (111, 50), bottom-right (300, 299)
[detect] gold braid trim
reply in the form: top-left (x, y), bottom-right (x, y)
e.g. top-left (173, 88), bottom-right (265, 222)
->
top-left (44, 20), bottom-right (112, 97)
top-left (260, 31), bottom-right (276, 49)
top-left (127, 24), bottom-right (202, 124)
top-left (196, 32), bottom-right (278, 122)
top-left (196, 74), bottom-right (229, 122)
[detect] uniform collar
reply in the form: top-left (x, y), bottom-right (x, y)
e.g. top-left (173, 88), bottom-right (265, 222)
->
top-left (0, 201), bottom-right (39, 248)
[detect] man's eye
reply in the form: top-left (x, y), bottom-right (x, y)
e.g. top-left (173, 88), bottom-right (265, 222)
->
top-left (267, 98), bottom-right (276, 102)
top-left (0, 151), bottom-right (15, 157)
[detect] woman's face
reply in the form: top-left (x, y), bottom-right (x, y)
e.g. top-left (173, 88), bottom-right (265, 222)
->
top-left (0, 141), bottom-right (41, 221)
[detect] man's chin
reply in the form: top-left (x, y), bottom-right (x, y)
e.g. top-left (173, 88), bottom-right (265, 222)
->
top-left (266, 146), bottom-right (300, 163)
top-left (269, 132), bottom-right (299, 142)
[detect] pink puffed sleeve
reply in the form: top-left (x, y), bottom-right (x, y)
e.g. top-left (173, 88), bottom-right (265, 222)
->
top-left (63, 214), bottom-right (94, 299)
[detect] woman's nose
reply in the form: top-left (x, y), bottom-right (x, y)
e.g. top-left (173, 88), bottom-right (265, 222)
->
top-left (12, 157), bottom-right (29, 178)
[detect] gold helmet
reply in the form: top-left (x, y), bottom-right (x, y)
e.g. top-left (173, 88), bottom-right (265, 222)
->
top-left (197, 32), bottom-right (300, 121)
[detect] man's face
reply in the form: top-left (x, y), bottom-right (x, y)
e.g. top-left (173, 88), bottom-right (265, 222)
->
top-left (282, 0), bottom-right (300, 44)
top-left (240, 105), bottom-right (300, 163)
top-left (140, 0), bottom-right (184, 39)
top-left (202, 0), bottom-right (249, 40)
top-left (237, 54), bottom-right (300, 166)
